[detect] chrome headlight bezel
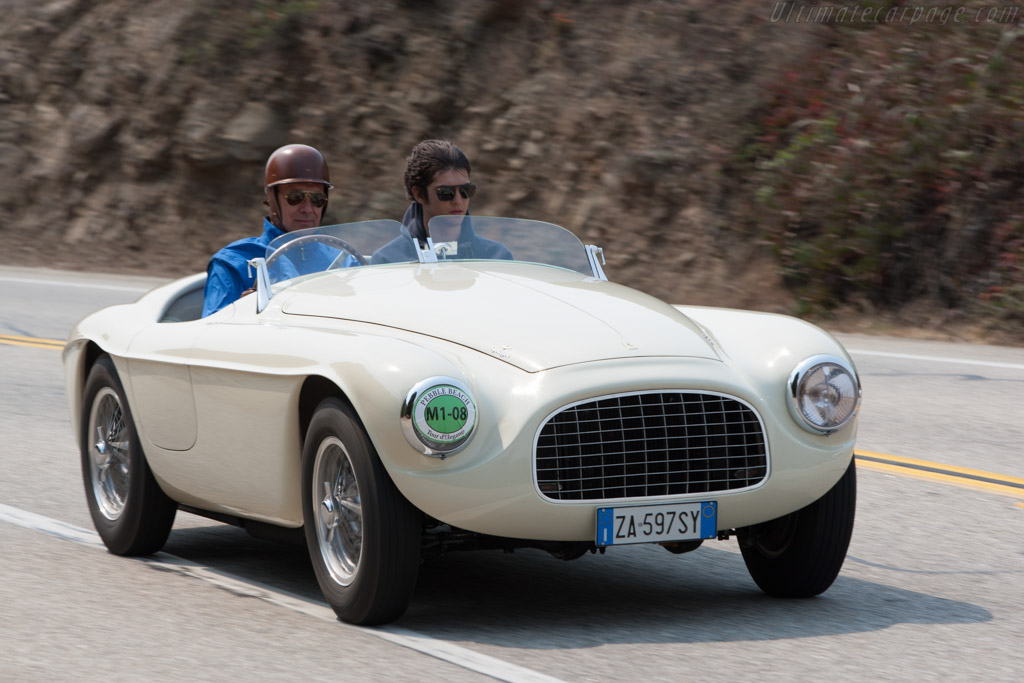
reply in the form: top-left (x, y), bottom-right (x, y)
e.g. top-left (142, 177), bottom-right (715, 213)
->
top-left (787, 354), bottom-right (861, 435)
top-left (400, 376), bottom-right (478, 458)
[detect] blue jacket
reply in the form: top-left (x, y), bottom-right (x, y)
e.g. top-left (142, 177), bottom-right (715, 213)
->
top-left (202, 218), bottom-right (360, 317)
top-left (202, 218), bottom-right (284, 317)
top-left (370, 203), bottom-right (513, 265)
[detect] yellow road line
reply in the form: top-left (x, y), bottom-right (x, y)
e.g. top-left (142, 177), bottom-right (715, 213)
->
top-left (0, 334), bottom-right (65, 350)
top-left (856, 449), bottom-right (1024, 499)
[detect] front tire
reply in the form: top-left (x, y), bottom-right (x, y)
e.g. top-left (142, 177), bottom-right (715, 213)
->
top-left (738, 460), bottom-right (856, 597)
top-left (81, 355), bottom-right (177, 555)
top-left (301, 398), bottom-right (421, 625)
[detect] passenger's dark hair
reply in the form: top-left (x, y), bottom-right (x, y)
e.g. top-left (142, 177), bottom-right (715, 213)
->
top-left (404, 139), bottom-right (471, 201)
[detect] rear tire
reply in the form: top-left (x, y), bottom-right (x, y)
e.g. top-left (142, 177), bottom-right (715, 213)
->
top-left (738, 460), bottom-right (856, 597)
top-left (81, 355), bottom-right (177, 555)
top-left (301, 398), bottom-right (421, 625)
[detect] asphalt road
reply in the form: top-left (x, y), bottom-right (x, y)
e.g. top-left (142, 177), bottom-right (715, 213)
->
top-left (1, 266), bottom-right (1022, 682)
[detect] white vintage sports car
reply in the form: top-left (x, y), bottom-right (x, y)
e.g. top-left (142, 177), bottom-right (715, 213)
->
top-left (64, 216), bottom-right (860, 625)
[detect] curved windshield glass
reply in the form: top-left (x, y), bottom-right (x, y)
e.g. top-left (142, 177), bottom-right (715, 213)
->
top-left (265, 219), bottom-right (403, 286)
top-left (265, 216), bottom-right (596, 288)
top-left (426, 215), bottom-right (593, 274)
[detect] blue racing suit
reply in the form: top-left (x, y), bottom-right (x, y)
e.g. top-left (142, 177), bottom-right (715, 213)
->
top-left (202, 218), bottom-right (284, 317)
top-left (202, 218), bottom-right (359, 317)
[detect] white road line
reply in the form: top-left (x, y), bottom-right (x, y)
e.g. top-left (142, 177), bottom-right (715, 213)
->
top-left (0, 502), bottom-right (566, 683)
top-left (0, 275), bottom-right (158, 293)
top-left (847, 348), bottom-right (1024, 371)
top-left (0, 504), bottom-right (105, 547)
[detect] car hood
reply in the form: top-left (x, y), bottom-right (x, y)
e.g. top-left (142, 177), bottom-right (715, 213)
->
top-left (279, 262), bottom-right (720, 372)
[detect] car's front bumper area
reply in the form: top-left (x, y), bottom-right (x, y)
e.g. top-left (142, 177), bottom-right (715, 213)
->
top-left (372, 355), bottom-right (857, 542)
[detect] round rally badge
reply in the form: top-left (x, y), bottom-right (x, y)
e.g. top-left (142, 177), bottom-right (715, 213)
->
top-left (401, 378), bottom-right (477, 457)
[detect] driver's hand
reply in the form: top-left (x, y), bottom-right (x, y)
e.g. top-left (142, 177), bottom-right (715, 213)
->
top-left (240, 287), bottom-right (256, 298)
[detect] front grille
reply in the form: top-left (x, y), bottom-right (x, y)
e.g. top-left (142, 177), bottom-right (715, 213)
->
top-left (535, 391), bottom-right (768, 501)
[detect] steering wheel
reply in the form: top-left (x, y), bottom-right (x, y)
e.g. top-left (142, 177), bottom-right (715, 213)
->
top-left (265, 233), bottom-right (368, 273)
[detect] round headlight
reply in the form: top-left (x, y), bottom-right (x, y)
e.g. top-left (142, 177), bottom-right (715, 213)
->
top-left (787, 354), bottom-right (861, 435)
top-left (401, 377), bottom-right (477, 458)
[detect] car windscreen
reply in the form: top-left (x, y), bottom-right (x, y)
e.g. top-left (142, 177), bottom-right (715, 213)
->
top-left (426, 215), bottom-right (593, 274)
top-left (265, 216), bottom-right (594, 288)
top-left (265, 219), bottom-right (404, 286)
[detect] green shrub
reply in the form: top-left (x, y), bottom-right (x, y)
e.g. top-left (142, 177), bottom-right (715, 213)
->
top-left (733, 14), bottom-right (1024, 328)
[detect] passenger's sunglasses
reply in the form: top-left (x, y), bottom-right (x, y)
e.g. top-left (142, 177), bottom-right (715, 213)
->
top-left (282, 190), bottom-right (328, 208)
top-left (434, 183), bottom-right (477, 202)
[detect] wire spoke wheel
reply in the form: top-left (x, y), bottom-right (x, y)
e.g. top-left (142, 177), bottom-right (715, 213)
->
top-left (80, 355), bottom-right (177, 556)
top-left (88, 387), bottom-right (131, 520)
top-left (302, 398), bottom-right (421, 625)
top-left (314, 436), bottom-right (363, 585)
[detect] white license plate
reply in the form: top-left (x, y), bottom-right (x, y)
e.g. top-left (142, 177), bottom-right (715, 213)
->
top-left (596, 501), bottom-right (717, 547)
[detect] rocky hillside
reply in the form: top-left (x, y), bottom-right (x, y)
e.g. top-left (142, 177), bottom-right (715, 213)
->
top-left (2, 0), bottom-right (1021, 341)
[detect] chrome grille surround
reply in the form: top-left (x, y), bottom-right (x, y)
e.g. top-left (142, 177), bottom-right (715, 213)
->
top-left (534, 391), bottom-right (769, 502)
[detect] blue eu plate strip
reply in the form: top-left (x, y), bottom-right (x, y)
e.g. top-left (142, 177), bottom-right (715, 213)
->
top-left (596, 508), bottom-right (615, 546)
top-left (701, 501), bottom-right (717, 539)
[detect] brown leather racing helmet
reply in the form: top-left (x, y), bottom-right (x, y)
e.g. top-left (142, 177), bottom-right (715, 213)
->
top-left (264, 144), bottom-right (333, 229)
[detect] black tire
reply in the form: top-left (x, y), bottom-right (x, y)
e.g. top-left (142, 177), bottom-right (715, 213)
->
top-left (81, 355), bottom-right (177, 555)
top-left (301, 397), bottom-right (421, 625)
top-left (738, 460), bottom-right (856, 597)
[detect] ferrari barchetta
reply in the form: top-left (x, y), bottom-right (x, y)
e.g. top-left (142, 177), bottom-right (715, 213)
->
top-left (64, 215), bottom-right (860, 624)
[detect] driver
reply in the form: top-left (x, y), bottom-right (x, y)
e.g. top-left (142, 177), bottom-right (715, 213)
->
top-left (202, 144), bottom-right (339, 317)
top-left (371, 140), bottom-right (512, 264)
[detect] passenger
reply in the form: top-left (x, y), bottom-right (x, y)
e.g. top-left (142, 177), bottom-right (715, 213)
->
top-left (202, 144), bottom-right (335, 317)
top-left (371, 140), bottom-right (512, 264)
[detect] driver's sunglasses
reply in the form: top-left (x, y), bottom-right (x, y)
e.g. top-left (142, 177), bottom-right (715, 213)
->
top-left (283, 190), bottom-right (328, 208)
top-left (434, 183), bottom-right (477, 202)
